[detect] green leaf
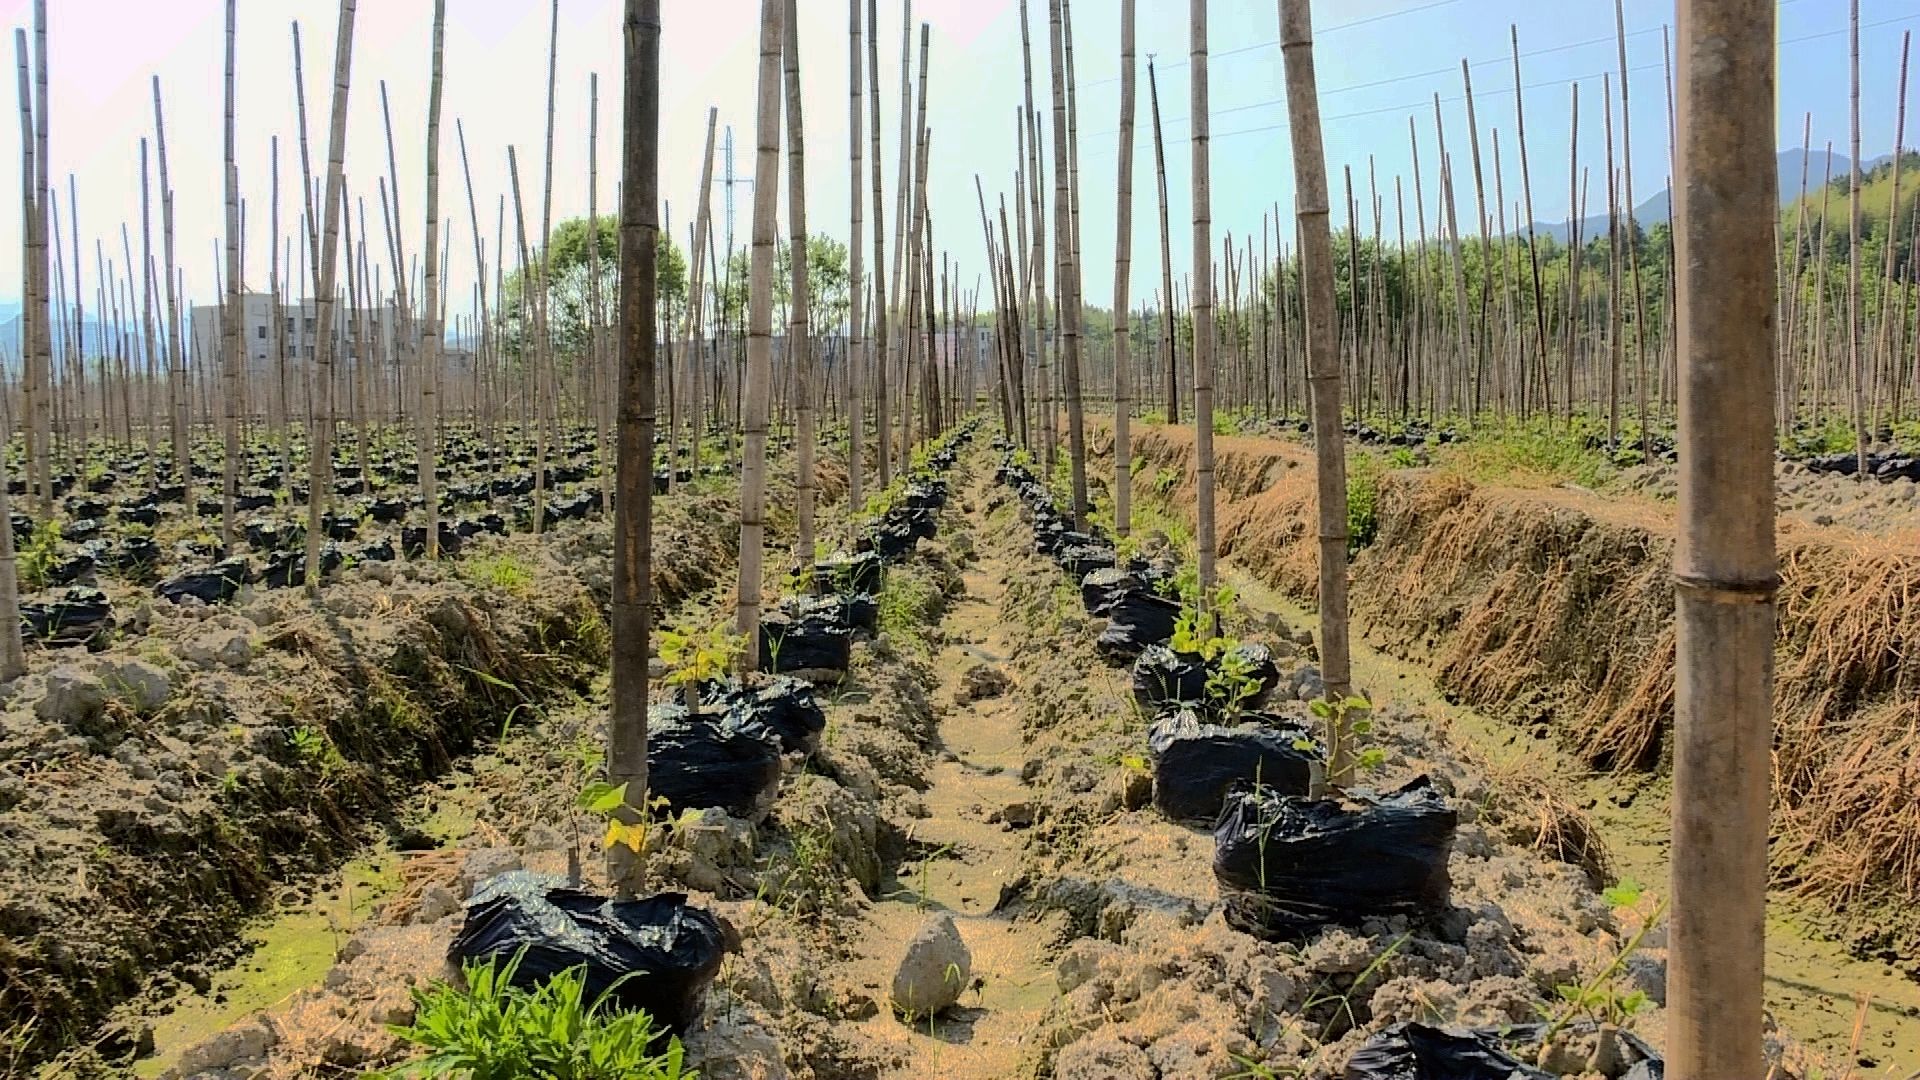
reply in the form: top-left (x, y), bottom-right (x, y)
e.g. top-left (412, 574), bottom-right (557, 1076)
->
top-left (1342, 695), bottom-right (1371, 711)
top-left (1357, 747), bottom-right (1388, 770)
top-left (1602, 878), bottom-right (1645, 908)
top-left (1308, 699), bottom-right (1334, 719)
top-left (578, 781), bottom-right (628, 815)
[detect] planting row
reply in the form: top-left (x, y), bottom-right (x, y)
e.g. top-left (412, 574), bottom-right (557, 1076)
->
top-left (993, 441), bottom-right (1670, 1080)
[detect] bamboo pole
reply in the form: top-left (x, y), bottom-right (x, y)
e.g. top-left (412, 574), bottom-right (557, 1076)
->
top-left (1668, 1), bottom-right (1776, 1076)
top-left (1148, 59), bottom-right (1177, 424)
top-left (1188, 0), bottom-right (1218, 632)
top-left (866, 0), bottom-right (890, 490)
top-left (609, 0), bottom-right (661, 894)
top-left (1112, 0), bottom-right (1136, 538)
top-left (737, 0), bottom-right (784, 669)
top-left (153, 77), bottom-right (187, 516)
top-left (784, 0), bottom-right (817, 570)
top-left (29, 1), bottom-right (49, 511)
top-left (1048, 0), bottom-right (1087, 526)
top-left (303, 0), bottom-right (357, 594)
top-left (221, 0), bottom-right (240, 547)
top-left (1849, 0), bottom-right (1866, 470)
top-left (848, 0), bottom-right (867, 514)
top-left (417, 0), bottom-right (445, 559)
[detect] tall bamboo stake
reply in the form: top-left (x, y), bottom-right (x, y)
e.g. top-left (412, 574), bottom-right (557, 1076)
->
top-left (1188, 0), bottom-right (1217, 633)
top-left (784, 0), bottom-right (817, 571)
top-left (1280, 0), bottom-right (1356, 785)
top-left (153, 77), bottom-right (187, 516)
top-left (737, 0), bottom-right (784, 669)
top-left (863, 0), bottom-right (891, 490)
top-left (303, 0), bottom-right (356, 594)
top-left (418, 0), bottom-right (446, 559)
top-left (1112, 0), bottom-right (1136, 538)
top-left (1669, 1), bottom-right (1776, 1076)
top-left (1148, 59), bottom-right (1177, 425)
top-left (221, 0), bottom-right (240, 547)
top-left (609, 0), bottom-right (661, 895)
top-left (847, 0), bottom-right (867, 514)
top-left (1848, 0), bottom-right (1866, 470)
top-left (1048, 0), bottom-right (1087, 526)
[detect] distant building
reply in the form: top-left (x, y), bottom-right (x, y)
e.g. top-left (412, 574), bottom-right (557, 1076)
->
top-left (189, 294), bottom-right (398, 371)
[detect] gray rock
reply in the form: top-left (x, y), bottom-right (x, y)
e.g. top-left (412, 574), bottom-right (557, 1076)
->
top-left (414, 884), bottom-right (461, 924)
top-left (1289, 664), bottom-right (1326, 702)
top-left (890, 913), bottom-right (971, 1017)
top-left (167, 1020), bottom-right (276, 1077)
top-left (455, 847), bottom-right (524, 898)
top-left (180, 630), bottom-right (252, 671)
top-left (36, 666), bottom-right (108, 730)
top-left (522, 822), bottom-right (567, 853)
top-left (676, 808), bottom-right (755, 893)
top-left (99, 658), bottom-right (171, 713)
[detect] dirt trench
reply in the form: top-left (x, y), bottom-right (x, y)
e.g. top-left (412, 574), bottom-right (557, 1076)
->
top-left (818, 462), bottom-right (1063, 1078)
top-left (1096, 421), bottom-right (1920, 1074)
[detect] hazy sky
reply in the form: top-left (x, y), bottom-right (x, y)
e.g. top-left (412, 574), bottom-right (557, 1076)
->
top-left (1, 0), bottom-right (1915, 327)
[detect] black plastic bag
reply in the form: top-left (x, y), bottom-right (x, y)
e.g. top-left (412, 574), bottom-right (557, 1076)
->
top-left (21, 587), bottom-right (114, 648)
top-left (102, 536), bottom-right (160, 574)
top-left (864, 520), bottom-right (919, 561)
top-left (785, 592), bottom-right (879, 636)
top-left (1094, 589), bottom-right (1181, 664)
top-left (1134, 643), bottom-right (1284, 714)
top-left (1215, 776), bottom-right (1457, 935)
top-left (261, 544), bottom-right (344, 589)
top-left (1132, 645), bottom-right (1209, 710)
top-left (815, 551), bottom-right (885, 595)
top-left (1343, 1022), bottom-right (1553, 1080)
top-left (1057, 543), bottom-right (1116, 582)
top-left (1080, 567), bottom-right (1140, 616)
top-left (647, 703), bottom-right (784, 817)
top-left (46, 552), bottom-right (96, 586)
top-left (156, 558), bottom-right (253, 605)
top-left (118, 502), bottom-right (161, 528)
top-left (701, 675), bottom-right (827, 755)
top-left (758, 611), bottom-right (852, 675)
top-left (1148, 710), bottom-right (1320, 823)
top-left (449, 871), bottom-right (729, 1033)
top-left (243, 518), bottom-right (305, 552)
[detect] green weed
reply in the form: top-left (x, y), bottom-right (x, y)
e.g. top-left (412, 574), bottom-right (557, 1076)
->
top-left (383, 952), bottom-right (695, 1080)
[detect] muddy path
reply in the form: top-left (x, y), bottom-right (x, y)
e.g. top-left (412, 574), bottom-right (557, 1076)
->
top-left (831, 532), bottom-right (1062, 1077)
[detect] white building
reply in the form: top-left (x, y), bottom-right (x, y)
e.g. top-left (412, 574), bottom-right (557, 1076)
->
top-left (189, 294), bottom-right (398, 371)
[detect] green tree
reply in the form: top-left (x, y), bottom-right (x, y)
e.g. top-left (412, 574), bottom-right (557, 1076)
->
top-left (498, 215), bottom-right (686, 361)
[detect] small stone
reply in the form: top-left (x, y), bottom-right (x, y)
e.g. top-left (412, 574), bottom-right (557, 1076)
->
top-left (676, 808), bottom-right (755, 892)
top-left (413, 884), bottom-right (461, 923)
top-left (890, 913), bottom-right (972, 1017)
top-left (36, 666), bottom-right (108, 729)
top-left (101, 659), bottom-right (172, 713)
top-left (455, 847), bottom-right (523, 898)
top-left (995, 800), bottom-right (1036, 828)
top-left (172, 1020), bottom-right (276, 1075)
top-left (522, 822), bottom-right (566, 853)
top-left (957, 663), bottom-right (1011, 702)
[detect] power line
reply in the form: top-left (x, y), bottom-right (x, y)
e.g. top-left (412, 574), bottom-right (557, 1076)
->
top-left (1080, 6), bottom-right (1915, 150)
top-left (1081, 0), bottom-right (1468, 88)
